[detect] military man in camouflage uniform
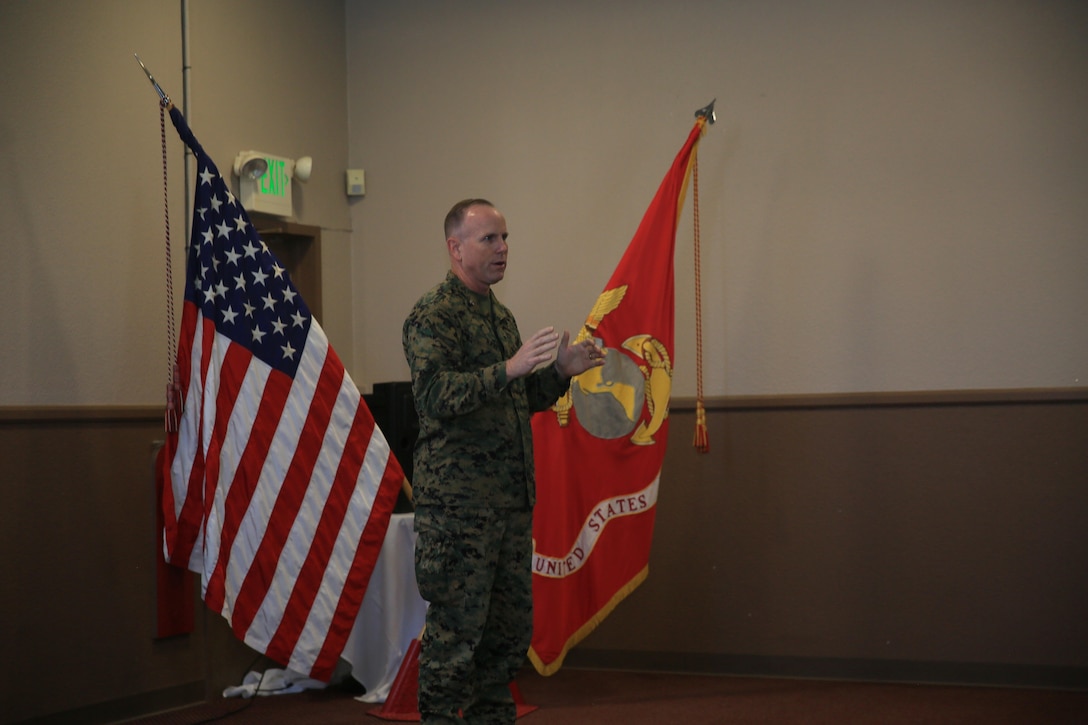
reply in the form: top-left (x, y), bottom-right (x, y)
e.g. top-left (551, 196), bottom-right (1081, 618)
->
top-left (403, 199), bottom-right (604, 724)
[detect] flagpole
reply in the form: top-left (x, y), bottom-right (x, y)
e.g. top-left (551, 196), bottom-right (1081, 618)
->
top-left (181, 0), bottom-right (194, 245)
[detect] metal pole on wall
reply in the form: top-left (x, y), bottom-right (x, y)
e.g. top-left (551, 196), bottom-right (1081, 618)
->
top-left (181, 0), bottom-right (192, 244)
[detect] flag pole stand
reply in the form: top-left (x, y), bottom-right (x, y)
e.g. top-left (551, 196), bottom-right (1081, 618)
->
top-left (368, 639), bottom-right (538, 721)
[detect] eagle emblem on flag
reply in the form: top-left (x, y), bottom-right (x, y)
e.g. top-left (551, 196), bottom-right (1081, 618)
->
top-left (551, 284), bottom-right (672, 446)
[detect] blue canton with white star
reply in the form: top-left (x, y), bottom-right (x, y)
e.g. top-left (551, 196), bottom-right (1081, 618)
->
top-left (184, 156), bottom-right (311, 379)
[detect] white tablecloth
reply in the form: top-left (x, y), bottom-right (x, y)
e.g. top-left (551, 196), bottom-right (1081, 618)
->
top-left (342, 512), bottom-right (428, 703)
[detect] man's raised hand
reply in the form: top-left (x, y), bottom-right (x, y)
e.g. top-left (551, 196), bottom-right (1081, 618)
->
top-left (506, 326), bottom-right (560, 380)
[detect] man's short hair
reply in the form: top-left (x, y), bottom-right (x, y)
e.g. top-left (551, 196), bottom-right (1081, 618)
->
top-left (444, 198), bottom-right (494, 239)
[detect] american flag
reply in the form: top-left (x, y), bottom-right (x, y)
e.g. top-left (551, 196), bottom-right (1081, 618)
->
top-left (160, 107), bottom-right (403, 680)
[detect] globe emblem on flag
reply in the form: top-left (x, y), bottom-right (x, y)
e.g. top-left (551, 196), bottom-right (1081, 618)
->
top-left (570, 347), bottom-right (646, 439)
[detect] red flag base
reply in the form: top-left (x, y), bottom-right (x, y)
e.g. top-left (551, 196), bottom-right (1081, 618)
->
top-left (368, 639), bottom-right (538, 721)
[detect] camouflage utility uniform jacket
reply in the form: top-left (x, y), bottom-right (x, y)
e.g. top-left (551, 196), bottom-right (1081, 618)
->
top-left (403, 272), bottom-right (570, 510)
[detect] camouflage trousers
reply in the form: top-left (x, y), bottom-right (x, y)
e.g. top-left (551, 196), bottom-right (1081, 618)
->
top-left (414, 505), bottom-right (534, 725)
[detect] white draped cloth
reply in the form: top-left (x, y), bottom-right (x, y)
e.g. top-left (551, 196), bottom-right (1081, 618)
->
top-left (342, 512), bottom-right (428, 703)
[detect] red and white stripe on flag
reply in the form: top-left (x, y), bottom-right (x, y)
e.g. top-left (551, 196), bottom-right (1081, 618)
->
top-left (160, 107), bottom-right (403, 681)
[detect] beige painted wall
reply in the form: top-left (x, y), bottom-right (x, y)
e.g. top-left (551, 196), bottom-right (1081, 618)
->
top-left (2, 1), bottom-right (1086, 403)
top-left (1, 5), bottom-right (1086, 719)
top-left (0, 0), bottom-right (353, 406)
top-left (346, 0), bottom-right (1088, 396)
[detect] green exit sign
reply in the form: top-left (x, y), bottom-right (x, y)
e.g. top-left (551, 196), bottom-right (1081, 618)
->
top-left (239, 152), bottom-right (294, 217)
top-left (258, 157), bottom-right (290, 198)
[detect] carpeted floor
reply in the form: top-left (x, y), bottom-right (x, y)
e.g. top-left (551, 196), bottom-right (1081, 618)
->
top-left (121, 667), bottom-right (1088, 725)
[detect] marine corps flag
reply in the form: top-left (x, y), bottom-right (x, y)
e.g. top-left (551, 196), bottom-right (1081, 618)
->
top-left (529, 115), bottom-right (709, 675)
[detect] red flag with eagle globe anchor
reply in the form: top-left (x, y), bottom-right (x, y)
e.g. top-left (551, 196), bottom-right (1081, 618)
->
top-left (529, 117), bottom-right (708, 675)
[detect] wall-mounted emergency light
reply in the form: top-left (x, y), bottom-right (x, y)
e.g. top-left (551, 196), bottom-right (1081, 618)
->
top-left (232, 150), bottom-right (312, 217)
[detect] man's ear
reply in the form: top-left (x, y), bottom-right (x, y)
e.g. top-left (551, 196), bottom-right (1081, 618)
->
top-left (447, 236), bottom-right (461, 260)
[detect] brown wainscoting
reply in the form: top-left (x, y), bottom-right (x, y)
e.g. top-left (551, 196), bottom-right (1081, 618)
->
top-left (566, 388), bottom-right (1088, 689)
top-left (672, 386), bottom-right (1088, 410)
top-left (2, 390), bottom-right (1086, 722)
top-left (0, 405), bottom-right (166, 422)
top-left (0, 406), bottom-right (265, 725)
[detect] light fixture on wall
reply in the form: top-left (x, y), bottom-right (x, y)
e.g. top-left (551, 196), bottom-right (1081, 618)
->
top-left (232, 151), bottom-right (313, 217)
top-left (294, 156), bottom-right (313, 182)
top-left (233, 151), bottom-right (269, 180)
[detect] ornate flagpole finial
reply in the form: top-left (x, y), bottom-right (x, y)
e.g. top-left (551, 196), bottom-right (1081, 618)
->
top-left (694, 99), bottom-right (716, 124)
top-left (135, 53), bottom-right (171, 107)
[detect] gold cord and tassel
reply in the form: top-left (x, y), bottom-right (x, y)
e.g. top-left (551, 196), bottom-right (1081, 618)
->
top-left (691, 148), bottom-right (709, 453)
top-left (693, 400), bottom-right (709, 453)
top-left (160, 100), bottom-right (181, 434)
